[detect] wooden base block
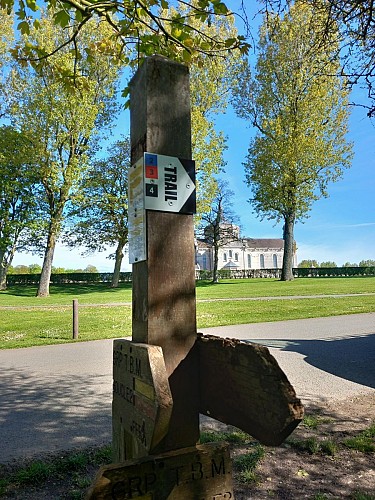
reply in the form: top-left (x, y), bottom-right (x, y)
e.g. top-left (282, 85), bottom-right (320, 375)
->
top-left (85, 442), bottom-right (233, 500)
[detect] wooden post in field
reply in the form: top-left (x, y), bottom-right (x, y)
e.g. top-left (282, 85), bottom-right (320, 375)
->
top-left (73, 299), bottom-right (78, 339)
top-left (112, 56), bottom-right (199, 462)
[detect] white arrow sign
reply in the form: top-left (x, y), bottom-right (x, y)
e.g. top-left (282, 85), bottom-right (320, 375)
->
top-left (128, 153), bottom-right (196, 263)
top-left (143, 153), bottom-right (196, 214)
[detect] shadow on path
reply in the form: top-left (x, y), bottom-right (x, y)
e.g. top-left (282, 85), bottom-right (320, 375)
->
top-left (0, 368), bottom-right (112, 463)
top-left (252, 333), bottom-right (375, 389)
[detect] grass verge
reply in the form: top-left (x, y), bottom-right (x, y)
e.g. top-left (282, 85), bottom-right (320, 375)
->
top-left (1, 278), bottom-right (374, 349)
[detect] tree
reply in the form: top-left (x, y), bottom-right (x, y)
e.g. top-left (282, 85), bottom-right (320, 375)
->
top-left (298, 260), bottom-right (319, 268)
top-left (5, 12), bottom-right (121, 296)
top-left (232, 1), bottom-right (353, 281)
top-left (359, 259), bottom-right (375, 267)
top-left (64, 138), bottom-right (130, 288)
top-left (0, 8), bottom-right (13, 117)
top-left (2, 0), bottom-right (248, 79)
top-left (262, 0), bottom-right (375, 117)
top-left (343, 261), bottom-right (358, 267)
top-left (84, 265), bottom-right (98, 273)
top-left (320, 261), bottom-right (337, 267)
top-left (0, 126), bottom-right (45, 290)
top-left (197, 179), bottom-right (240, 283)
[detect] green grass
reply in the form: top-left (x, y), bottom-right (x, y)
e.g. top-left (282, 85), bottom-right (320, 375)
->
top-left (196, 295), bottom-right (375, 328)
top-left (200, 430), bottom-right (253, 445)
top-left (195, 277), bottom-right (375, 299)
top-left (0, 305), bottom-right (132, 348)
top-left (1, 278), bottom-right (374, 349)
top-left (352, 493), bottom-right (375, 500)
top-left (0, 282), bottom-right (133, 306)
top-left (234, 444), bottom-right (265, 484)
top-left (343, 423), bottom-right (375, 452)
top-left (288, 437), bottom-right (338, 456)
top-left (0, 445), bottom-right (112, 498)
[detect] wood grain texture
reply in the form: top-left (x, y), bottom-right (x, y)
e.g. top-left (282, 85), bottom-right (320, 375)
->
top-left (86, 442), bottom-right (233, 500)
top-left (112, 341), bottom-right (173, 461)
top-left (197, 333), bottom-right (304, 446)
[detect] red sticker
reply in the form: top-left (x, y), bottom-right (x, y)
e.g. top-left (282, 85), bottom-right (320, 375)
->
top-left (145, 165), bottom-right (158, 179)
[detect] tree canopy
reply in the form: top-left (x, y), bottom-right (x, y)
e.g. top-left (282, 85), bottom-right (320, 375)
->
top-left (0, 126), bottom-right (45, 289)
top-left (1, 0), bottom-right (249, 82)
top-left (262, 0), bottom-right (375, 116)
top-left (233, 1), bottom-right (353, 280)
top-left (3, 11), bottom-right (121, 296)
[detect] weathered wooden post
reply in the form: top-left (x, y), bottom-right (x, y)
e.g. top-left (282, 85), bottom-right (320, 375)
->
top-left (87, 56), bottom-right (304, 500)
top-left (72, 299), bottom-right (78, 339)
top-left (113, 56), bottom-right (200, 461)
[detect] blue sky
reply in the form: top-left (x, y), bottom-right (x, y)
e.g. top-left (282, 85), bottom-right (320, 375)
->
top-left (12, 1), bottom-right (375, 271)
top-left (216, 88), bottom-right (375, 266)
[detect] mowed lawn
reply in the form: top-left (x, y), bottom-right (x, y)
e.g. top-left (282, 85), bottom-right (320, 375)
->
top-left (0, 277), bottom-right (374, 349)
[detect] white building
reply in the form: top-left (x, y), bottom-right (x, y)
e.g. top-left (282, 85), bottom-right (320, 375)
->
top-left (196, 236), bottom-right (297, 272)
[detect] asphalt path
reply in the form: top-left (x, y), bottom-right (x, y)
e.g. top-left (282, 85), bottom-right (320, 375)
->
top-left (0, 313), bottom-right (374, 463)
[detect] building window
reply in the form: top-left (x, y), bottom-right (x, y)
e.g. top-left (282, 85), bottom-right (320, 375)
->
top-left (248, 254), bottom-right (251, 268)
top-left (229, 250), bottom-right (233, 258)
top-left (202, 254), bottom-right (207, 269)
top-left (273, 254), bottom-right (278, 268)
top-left (234, 252), bottom-right (239, 261)
top-left (223, 252), bottom-right (227, 262)
top-left (260, 254), bottom-right (265, 269)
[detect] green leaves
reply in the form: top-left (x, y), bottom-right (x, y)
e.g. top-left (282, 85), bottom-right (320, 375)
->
top-left (17, 20), bottom-right (30, 34)
top-left (53, 9), bottom-right (71, 28)
top-left (211, 1), bottom-right (228, 15)
top-left (4, 0), bottom-right (249, 77)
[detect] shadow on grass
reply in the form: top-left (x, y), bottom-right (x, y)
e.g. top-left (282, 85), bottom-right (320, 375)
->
top-left (1, 282), bottom-right (133, 298)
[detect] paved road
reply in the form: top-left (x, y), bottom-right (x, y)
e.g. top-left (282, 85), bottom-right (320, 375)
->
top-left (0, 313), bottom-right (374, 463)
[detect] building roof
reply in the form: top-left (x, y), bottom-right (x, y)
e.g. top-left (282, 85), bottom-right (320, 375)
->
top-left (196, 237), bottom-right (285, 251)
top-left (244, 238), bottom-right (284, 250)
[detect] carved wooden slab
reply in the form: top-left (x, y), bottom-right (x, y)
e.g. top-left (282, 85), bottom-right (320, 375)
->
top-left (197, 333), bottom-right (304, 446)
top-left (85, 442), bottom-right (233, 500)
top-left (113, 340), bottom-right (173, 461)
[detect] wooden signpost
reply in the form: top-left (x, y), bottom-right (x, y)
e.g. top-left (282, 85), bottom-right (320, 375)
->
top-left (86, 442), bottom-right (233, 500)
top-left (112, 341), bottom-right (173, 461)
top-left (86, 55), bottom-right (304, 500)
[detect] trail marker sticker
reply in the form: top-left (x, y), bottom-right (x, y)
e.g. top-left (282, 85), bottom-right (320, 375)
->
top-left (143, 153), bottom-right (195, 213)
top-left (128, 153), bottom-right (196, 263)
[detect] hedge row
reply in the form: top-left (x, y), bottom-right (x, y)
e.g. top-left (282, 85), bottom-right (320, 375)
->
top-left (293, 266), bottom-right (375, 278)
top-left (196, 267), bottom-right (375, 280)
top-left (6, 267), bottom-right (375, 285)
top-left (6, 272), bottom-right (133, 285)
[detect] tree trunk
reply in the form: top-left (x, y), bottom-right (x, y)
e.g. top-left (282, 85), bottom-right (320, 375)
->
top-left (212, 243), bottom-right (219, 283)
top-left (281, 215), bottom-right (295, 281)
top-left (0, 247), bottom-right (16, 291)
top-left (111, 242), bottom-right (125, 288)
top-left (37, 230), bottom-right (57, 297)
top-left (0, 260), bottom-right (7, 291)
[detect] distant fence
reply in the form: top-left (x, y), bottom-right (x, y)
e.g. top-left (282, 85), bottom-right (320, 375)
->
top-left (6, 267), bottom-right (375, 286)
top-left (196, 266), bottom-right (375, 280)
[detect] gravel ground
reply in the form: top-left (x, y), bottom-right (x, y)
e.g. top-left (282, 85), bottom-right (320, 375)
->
top-left (1, 393), bottom-right (374, 500)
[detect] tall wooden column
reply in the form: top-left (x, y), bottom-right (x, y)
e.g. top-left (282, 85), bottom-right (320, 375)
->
top-left (129, 56), bottom-right (199, 453)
